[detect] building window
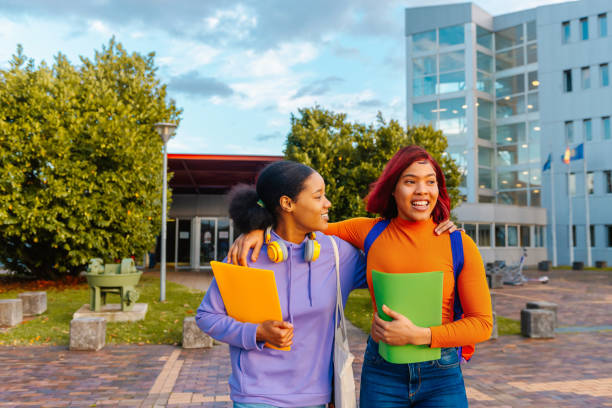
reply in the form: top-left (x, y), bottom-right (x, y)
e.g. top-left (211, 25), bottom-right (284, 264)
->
top-left (599, 13), bottom-right (608, 37)
top-left (562, 21), bottom-right (570, 43)
top-left (527, 43), bottom-right (538, 64)
top-left (507, 225), bottom-right (519, 247)
top-left (464, 224), bottom-right (476, 242)
top-left (495, 224), bottom-right (506, 247)
top-left (584, 119), bottom-right (592, 141)
top-left (413, 30), bottom-right (436, 52)
top-left (531, 189), bottom-right (541, 207)
top-left (412, 101), bottom-right (437, 124)
top-left (605, 170), bottom-right (612, 193)
top-left (603, 117), bottom-right (611, 140)
top-left (590, 225), bottom-right (595, 247)
top-left (496, 47), bottom-right (524, 71)
top-left (608, 225), bottom-right (612, 247)
top-left (580, 17), bottom-right (589, 40)
top-left (563, 69), bottom-right (572, 92)
top-left (479, 168), bottom-right (492, 189)
top-left (569, 172), bottom-right (576, 196)
top-left (565, 121), bottom-right (574, 142)
top-left (535, 225), bottom-right (545, 247)
top-left (477, 25), bottom-right (493, 49)
top-left (600, 63), bottom-right (609, 87)
top-left (572, 225), bottom-right (577, 247)
top-left (581, 66), bottom-right (591, 89)
top-left (496, 24), bottom-right (523, 50)
top-left (520, 225), bottom-right (531, 247)
top-left (527, 20), bottom-right (537, 41)
top-left (438, 98), bottom-right (467, 135)
top-left (478, 225), bottom-right (491, 246)
top-left (587, 171), bottom-right (594, 194)
top-left (439, 24), bottom-right (464, 47)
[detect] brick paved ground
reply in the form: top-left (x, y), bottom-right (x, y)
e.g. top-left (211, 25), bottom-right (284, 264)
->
top-left (0, 269), bottom-right (610, 407)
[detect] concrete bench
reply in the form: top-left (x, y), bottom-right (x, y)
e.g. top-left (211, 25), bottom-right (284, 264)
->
top-left (0, 299), bottom-right (23, 327)
top-left (486, 272), bottom-right (503, 289)
top-left (70, 317), bottom-right (106, 351)
top-left (18, 291), bottom-right (47, 316)
top-left (521, 309), bottom-right (555, 338)
top-left (526, 301), bottom-right (558, 325)
top-left (182, 317), bottom-right (213, 349)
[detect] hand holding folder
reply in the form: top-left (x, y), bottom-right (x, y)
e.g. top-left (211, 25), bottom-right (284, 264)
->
top-left (371, 270), bottom-right (443, 364)
top-left (210, 261), bottom-right (291, 350)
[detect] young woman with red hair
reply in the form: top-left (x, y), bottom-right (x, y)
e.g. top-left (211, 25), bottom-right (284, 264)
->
top-left (229, 146), bottom-right (492, 407)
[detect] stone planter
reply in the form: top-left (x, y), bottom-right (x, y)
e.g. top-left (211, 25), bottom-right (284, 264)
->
top-left (538, 260), bottom-right (552, 271)
top-left (572, 261), bottom-right (584, 270)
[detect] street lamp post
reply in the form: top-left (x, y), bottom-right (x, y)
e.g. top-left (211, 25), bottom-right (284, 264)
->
top-left (154, 122), bottom-right (177, 302)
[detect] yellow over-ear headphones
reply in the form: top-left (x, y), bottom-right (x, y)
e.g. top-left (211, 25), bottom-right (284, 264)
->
top-left (265, 226), bottom-right (320, 263)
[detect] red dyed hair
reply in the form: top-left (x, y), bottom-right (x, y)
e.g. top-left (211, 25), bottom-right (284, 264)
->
top-left (366, 145), bottom-right (450, 223)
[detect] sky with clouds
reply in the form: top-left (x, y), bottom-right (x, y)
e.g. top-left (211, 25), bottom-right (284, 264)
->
top-left (0, 0), bottom-right (568, 155)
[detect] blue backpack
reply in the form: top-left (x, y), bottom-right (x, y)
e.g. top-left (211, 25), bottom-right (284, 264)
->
top-left (363, 219), bottom-right (474, 362)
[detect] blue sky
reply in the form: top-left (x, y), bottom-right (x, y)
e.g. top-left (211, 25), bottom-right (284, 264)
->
top-left (0, 0), bottom-right (567, 155)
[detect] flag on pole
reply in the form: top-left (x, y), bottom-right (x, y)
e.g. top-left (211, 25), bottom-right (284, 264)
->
top-left (542, 154), bottom-right (551, 171)
top-left (561, 143), bottom-right (584, 164)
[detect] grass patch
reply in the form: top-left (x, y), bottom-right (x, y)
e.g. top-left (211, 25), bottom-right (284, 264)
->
top-left (497, 316), bottom-right (521, 336)
top-left (345, 288), bottom-right (522, 337)
top-left (345, 289), bottom-right (374, 334)
top-left (0, 275), bottom-right (204, 346)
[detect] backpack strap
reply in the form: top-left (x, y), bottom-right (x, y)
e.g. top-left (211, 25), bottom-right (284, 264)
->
top-left (363, 219), bottom-right (391, 259)
top-left (450, 230), bottom-right (475, 362)
top-left (450, 230), bottom-right (464, 322)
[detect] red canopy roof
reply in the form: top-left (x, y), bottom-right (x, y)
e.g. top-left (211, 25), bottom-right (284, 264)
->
top-left (168, 153), bottom-right (282, 194)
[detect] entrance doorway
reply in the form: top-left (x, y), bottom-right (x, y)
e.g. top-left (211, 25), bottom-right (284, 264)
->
top-left (200, 217), bottom-right (233, 266)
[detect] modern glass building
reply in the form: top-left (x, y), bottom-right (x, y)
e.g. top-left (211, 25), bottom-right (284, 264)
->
top-left (405, 0), bottom-right (612, 265)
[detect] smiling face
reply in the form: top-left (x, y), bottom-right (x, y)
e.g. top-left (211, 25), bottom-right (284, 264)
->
top-left (285, 172), bottom-right (332, 234)
top-left (393, 160), bottom-right (439, 222)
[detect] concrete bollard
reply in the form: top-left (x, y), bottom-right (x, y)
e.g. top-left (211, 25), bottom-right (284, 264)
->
top-left (18, 291), bottom-right (47, 316)
top-left (521, 309), bottom-right (555, 338)
top-left (489, 312), bottom-right (498, 340)
top-left (0, 299), bottom-right (23, 327)
top-left (182, 316), bottom-right (214, 349)
top-left (526, 301), bottom-right (558, 326)
top-left (70, 317), bottom-right (106, 351)
top-left (487, 272), bottom-right (503, 289)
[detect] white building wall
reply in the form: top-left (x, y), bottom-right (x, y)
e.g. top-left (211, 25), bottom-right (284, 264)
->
top-left (537, 0), bottom-right (612, 265)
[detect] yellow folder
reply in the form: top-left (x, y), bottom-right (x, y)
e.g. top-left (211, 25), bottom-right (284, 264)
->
top-left (210, 261), bottom-right (289, 350)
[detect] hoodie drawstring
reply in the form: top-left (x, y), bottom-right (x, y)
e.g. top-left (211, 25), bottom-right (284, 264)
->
top-left (307, 261), bottom-right (313, 307)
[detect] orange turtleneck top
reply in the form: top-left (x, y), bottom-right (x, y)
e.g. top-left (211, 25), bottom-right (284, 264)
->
top-left (325, 217), bottom-right (492, 348)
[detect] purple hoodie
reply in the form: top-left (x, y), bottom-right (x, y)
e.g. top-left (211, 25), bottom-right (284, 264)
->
top-left (195, 231), bottom-right (366, 407)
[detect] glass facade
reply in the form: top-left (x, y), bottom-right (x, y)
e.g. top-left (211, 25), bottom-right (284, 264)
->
top-left (410, 19), bottom-right (543, 208)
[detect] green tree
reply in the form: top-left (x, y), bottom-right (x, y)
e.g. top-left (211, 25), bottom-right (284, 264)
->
top-left (0, 39), bottom-right (181, 279)
top-left (284, 106), bottom-right (461, 222)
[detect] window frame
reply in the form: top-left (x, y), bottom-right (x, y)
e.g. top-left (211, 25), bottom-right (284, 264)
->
top-left (563, 69), bottom-right (573, 92)
top-left (580, 17), bottom-right (589, 40)
top-left (599, 13), bottom-right (608, 37)
top-left (562, 21), bottom-right (571, 44)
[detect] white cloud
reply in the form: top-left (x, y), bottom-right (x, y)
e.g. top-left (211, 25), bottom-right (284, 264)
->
top-left (158, 41), bottom-right (221, 76)
top-left (223, 42), bottom-right (318, 78)
top-left (88, 20), bottom-right (111, 35)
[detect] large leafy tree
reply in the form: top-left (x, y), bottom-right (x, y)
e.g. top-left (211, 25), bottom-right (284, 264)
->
top-left (0, 39), bottom-right (181, 279)
top-left (284, 106), bottom-right (461, 222)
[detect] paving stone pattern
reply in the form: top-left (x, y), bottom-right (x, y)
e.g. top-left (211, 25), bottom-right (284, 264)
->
top-left (0, 270), bottom-right (610, 407)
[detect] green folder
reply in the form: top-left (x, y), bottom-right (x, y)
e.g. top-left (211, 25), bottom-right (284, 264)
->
top-left (371, 270), bottom-right (443, 364)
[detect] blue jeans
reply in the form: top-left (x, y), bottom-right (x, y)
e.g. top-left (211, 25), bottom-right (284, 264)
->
top-left (360, 337), bottom-right (468, 407)
top-left (234, 404), bottom-right (325, 408)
